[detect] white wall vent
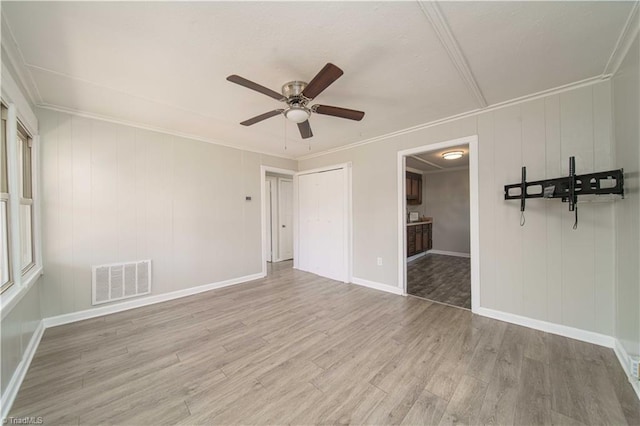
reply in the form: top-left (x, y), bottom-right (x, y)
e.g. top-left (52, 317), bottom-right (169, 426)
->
top-left (92, 260), bottom-right (152, 305)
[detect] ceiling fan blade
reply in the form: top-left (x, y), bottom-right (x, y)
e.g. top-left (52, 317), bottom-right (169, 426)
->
top-left (302, 63), bottom-right (344, 100)
top-left (227, 75), bottom-right (285, 101)
top-left (240, 109), bottom-right (284, 126)
top-left (312, 105), bottom-right (365, 121)
top-left (297, 120), bottom-right (313, 139)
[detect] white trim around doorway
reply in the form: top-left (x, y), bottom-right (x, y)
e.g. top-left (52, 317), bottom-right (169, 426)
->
top-left (260, 166), bottom-right (296, 277)
top-left (397, 135), bottom-right (480, 313)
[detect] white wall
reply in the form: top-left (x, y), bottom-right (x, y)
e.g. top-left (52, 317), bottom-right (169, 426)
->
top-left (38, 108), bottom-right (296, 317)
top-left (423, 169), bottom-right (470, 254)
top-left (613, 33), bottom-right (640, 358)
top-left (299, 81), bottom-right (616, 336)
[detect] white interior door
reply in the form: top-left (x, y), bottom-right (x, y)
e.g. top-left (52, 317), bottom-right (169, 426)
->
top-left (278, 178), bottom-right (293, 261)
top-left (297, 168), bottom-right (347, 282)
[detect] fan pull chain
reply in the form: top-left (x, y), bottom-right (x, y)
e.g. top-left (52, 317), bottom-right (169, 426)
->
top-left (283, 117), bottom-right (287, 151)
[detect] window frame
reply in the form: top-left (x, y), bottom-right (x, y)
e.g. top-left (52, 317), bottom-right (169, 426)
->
top-left (1, 103), bottom-right (13, 294)
top-left (0, 65), bottom-right (42, 316)
top-left (16, 121), bottom-right (35, 274)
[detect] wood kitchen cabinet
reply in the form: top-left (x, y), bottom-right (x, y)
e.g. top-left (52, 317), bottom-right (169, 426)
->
top-left (407, 225), bottom-right (416, 256)
top-left (415, 225), bottom-right (423, 252)
top-left (423, 223), bottom-right (432, 250)
top-left (406, 172), bottom-right (422, 205)
top-left (407, 223), bottom-right (432, 256)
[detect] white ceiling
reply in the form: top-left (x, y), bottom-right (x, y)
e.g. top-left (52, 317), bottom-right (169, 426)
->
top-left (1, 1), bottom-right (634, 159)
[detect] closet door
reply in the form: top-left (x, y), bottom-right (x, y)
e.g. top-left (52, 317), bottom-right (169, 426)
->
top-left (297, 173), bottom-right (318, 274)
top-left (296, 168), bottom-right (347, 282)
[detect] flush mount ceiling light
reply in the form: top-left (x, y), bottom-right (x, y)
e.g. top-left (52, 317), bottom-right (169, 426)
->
top-left (284, 106), bottom-right (311, 123)
top-left (442, 151), bottom-right (464, 160)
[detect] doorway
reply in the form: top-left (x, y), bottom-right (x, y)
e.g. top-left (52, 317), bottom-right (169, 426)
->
top-left (397, 136), bottom-right (480, 313)
top-left (261, 166), bottom-right (296, 276)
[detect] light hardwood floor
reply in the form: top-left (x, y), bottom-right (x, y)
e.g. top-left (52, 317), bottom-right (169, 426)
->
top-left (10, 261), bottom-right (640, 425)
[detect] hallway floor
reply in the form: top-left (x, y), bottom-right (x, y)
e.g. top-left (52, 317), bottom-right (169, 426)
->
top-left (407, 253), bottom-right (471, 309)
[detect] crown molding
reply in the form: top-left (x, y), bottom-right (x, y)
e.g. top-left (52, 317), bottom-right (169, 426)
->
top-left (1, 63), bottom-right (38, 135)
top-left (1, 14), bottom-right (43, 105)
top-left (418, 1), bottom-right (487, 108)
top-left (603, 1), bottom-right (640, 77)
top-left (26, 64), bottom-right (299, 160)
top-left (297, 74), bottom-right (606, 161)
top-left (26, 63), bottom-right (238, 127)
top-left (37, 103), bottom-right (296, 161)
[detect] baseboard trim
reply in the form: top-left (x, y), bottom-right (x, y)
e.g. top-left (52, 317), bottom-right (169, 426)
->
top-left (613, 339), bottom-right (640, 400)
top-left (475, 307), bottom-right (615, 348)
top-left (429, 250), bottom-right (471, 258)
top-left (351, 277), bottom-right (403, 296)
top-left (407, 252), bottom-right (428, 263)
top-left (476, 306), bottom-right (640, 404)
top-left (1, 319), bottom-right (45, 419)
top-left (44, 272), bottom-right (266, 328)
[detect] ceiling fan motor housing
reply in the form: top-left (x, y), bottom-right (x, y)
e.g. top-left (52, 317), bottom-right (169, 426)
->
top-left (282, 81), bottom-right (308, 100)
top-left (282, 81), bottom-right (311, 123)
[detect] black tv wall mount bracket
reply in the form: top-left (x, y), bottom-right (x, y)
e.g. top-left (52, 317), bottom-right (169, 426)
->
top-left (504, 156), bottom-right (624, 230)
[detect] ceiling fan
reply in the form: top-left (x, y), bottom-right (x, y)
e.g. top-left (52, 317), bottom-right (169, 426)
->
top-left (226, 63), bottom-right (365, 139)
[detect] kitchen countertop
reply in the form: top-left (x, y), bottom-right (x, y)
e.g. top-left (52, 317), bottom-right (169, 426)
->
top-left (407, 220), bottom-right (432, 226)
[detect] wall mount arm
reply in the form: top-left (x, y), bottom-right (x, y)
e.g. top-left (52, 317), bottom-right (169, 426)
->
top-left (504, 156), bottom-right (624, 229)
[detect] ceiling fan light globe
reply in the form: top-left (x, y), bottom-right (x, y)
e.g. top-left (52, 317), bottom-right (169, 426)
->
top-left (285, 107), bottom-right (310, 123)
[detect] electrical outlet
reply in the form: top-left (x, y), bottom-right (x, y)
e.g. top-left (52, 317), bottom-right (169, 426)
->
top-left (377, 257), bottom-right (383, 266)
top-left (631, 357), bottom-right (640, 380)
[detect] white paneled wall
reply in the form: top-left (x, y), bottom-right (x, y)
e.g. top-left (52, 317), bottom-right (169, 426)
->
top-left (38, 108), bottom-right (296, 317)
top-left (613, 33), bottom-right (640, 358)
top-left (0, 277), bottom-right (41, 396)
top-left (299, 81), bottom-right (616, 336)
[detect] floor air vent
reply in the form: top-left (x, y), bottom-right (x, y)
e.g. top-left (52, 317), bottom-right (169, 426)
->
top-left (92, 260), bottom-right (152, 305)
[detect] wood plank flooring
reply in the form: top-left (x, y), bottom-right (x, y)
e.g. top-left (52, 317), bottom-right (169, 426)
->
top-left (10, 261), bottom-right (639, 425)
top-left (408, 254), bottom-right (471, 309)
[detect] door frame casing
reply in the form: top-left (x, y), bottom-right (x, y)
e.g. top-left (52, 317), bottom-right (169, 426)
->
top-left (265, 179), bottom-right (273, 262)
top-left (260, 166), bottom-right (296, 277)
top-left (396, 135), bottom-right (480, 313)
